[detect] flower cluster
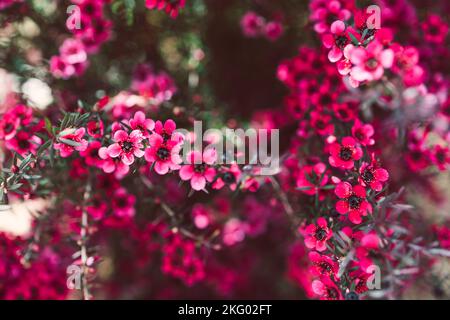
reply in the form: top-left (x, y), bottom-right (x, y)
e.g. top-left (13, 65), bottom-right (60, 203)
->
top-left (50, 0), bottom-right (111, 79)
top-left (240, 11), bottom-right (284, 41)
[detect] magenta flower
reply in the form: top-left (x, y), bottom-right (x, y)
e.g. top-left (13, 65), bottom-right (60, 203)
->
top-left (309, 251), bottom-right (339, 278)
top-left (322, 20), bottom-right (358, 63)
top-left (107, 130), bottom-right (145, 166)
top-left (328, 136), bottom-right (363, 169)
top-left (348, 41), bottom-right (394, 83)
top-left (87, 119), bottom-right (104, 139)
top-left (49, 56), bottom-right (75, 79)
top-left (351, 121), bottom-right (375, 146)
top-left (240, 11), bottom-right (265, 37)
top-left (296, 162), bottom-right (329, 196)
top-left (359, 162), bottom-right (389, 192)
top-left (59, 38), bottom-right (87, 65)
top-left (265, 21), bottom-right (283, 42)
top-left (0, 113), bottom-right (20, 141)
top-left (112, 187), bottom-right (136, 218)
top-left (179, 149), bottom-right (217, 191)
top-left (303, 217), bottom-right (332, 252)
top-left (54, 128), bottom-right (88, 158)
top-left (422, 14), bottom-right (449, 44)
top-left (129, 111), bottom-right (154, 138)
top-left (5, 131), bottom-right (42, 156)
top-left (335, 182), bottom-right (372, 224)
top-left (212, 163), bottom-right (242, 191)
top-left (98, 146), bottom-right (130, 179)
top-left (144, 133), bottom-right (182, 175)
top-left (154, 119), bottom-right (182, 142)
top-left (312, 276), bottom-right (343, 300)
top-left (145, 0), bottom-right (186, 18)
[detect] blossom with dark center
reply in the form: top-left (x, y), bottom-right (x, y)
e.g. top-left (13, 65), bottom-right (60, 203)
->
top-left (359, 162), bottom-right (389, 191)
top-left (302, 217), bottom-right (333, 252)
top-left (179, 149), bottom-right (217, 191)
top-left (322, 20), bottom-right (359, 63)
top-left (5, 131), bottom-right (42, 156)
top-left (144, 133), bottom-right (182, 175)
top-left (335, 182), bottom-right (372, 224)
top-left (352, 120), bottom-right (375, 146)
top-left (308, 251), bottom-right (339, 277)
top-left (107, 130), bottom-right (144, 166)
top-left (430, 145), bottom-right (450, 171)
top-left (212, 163), bottom-right (242, 191)
top-left (54, 128), bottom-right (88, 158)
top-left (328, 136), bottom-right (363, 169)
top-left (128, 111), bottom-right (154, 138)
top-left (312, 276), bottom-right (343, 300)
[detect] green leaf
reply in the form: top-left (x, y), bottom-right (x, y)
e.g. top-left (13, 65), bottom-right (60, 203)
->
top-left (59, 138), bottom-right (82, 147)
top-left (348, 32), bottom-right (360, 45)
top-left (45, 117), bottom-right (53, 134)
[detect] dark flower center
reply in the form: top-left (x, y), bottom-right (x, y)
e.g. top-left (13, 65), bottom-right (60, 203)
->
top-left (361, 169), bottom-right (374, 184)
top-left (116, 197), bottom-right (127, 208)
top-left (365, 58), bottom-right (379, 70)
top-left (121, 141), bottom-right (134, 153)
top-left (318, 261), bottom-right (333, 274)
top-left (339, 147), bottom-right (353, 161)
top-left (436, 151), bottom-right (445, 163)
top-left (161, 131), bottom-right (171, 141)
top-left (194, 164), bottom-right (206, 173)
top-left (348, 195), bottom-right (362, 209)
top-left (222, 172), bottom-right (236, 184)
top-left (157, 147), bottom-right (170, 160)
top-left (327, 288), bottom-right (339, 299)
top-left (18, 139), bottom-right (30, 149)
top-left (335, 35), bottom-right (348, 49)
top-left (4, 123), bottom-right (14, 133)
top-left (315, 228), bottom-right (327, 241)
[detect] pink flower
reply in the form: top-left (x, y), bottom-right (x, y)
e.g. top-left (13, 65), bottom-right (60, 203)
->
top-left (5, 131), bottom-right (42, 156)
top-left (322, 20), bottom-right (358, 63)
top-left (54, 128), bottom-right (88, 158)
top-left (212, 163), bottom-right (242, 191)
top-left (191, 204), bottom-right (211, 229)
top-left (0, 113), bottom-right (20, 140)
top-left (49, 56), bottom-right (75, 79)
top-left (112, 187), bottom-right (136, 218)
top-left (348, 41), bottom-right (394, 84)
top-left (296, 162), bottom-right (329, 196)
top-left (154, 119), bottom-right (183, 143)
top-left (312, 276), bottom-right (343, 300)
top-left (335, 182), bottom-right (372, 224)
top-left (107, 130), bottom-right (145, 165)
top-left (265, 21), bottom-right (283, 41)
top-left (302, 217), bottom-right (332, 252)
top-left (422, 14), bottom-right (448, 44)
top-left (431, 145), bottom-right (450, 171)
top-left (128, 111), bottom-right (154, 138)
top-left (359, 162), bottom-right (389, 192)
top-left (86, 119), bottom-right (104, 139)
top-left (59, 38), bottom-right (87, 65)
top-left (144, 133), bottom-right (182, 175)
top-left (351, 121), bottom-right (374, 146)
top-left (240, 11), bottom-right (265, 37)
top-left (222, 218), bottom-right (247, 246)
top-left (98, 146), bottom-right (130, 179)
top-left (308, 251), bottom-right (339, 278)
top-left (328, 136), bottom-right (363, 169)
top-left (79, 141), bottom-right (103, 168)
top-left (145, 0), bottom-right (186, 18)
top-left (179, 149), bottom-right (217, 191)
